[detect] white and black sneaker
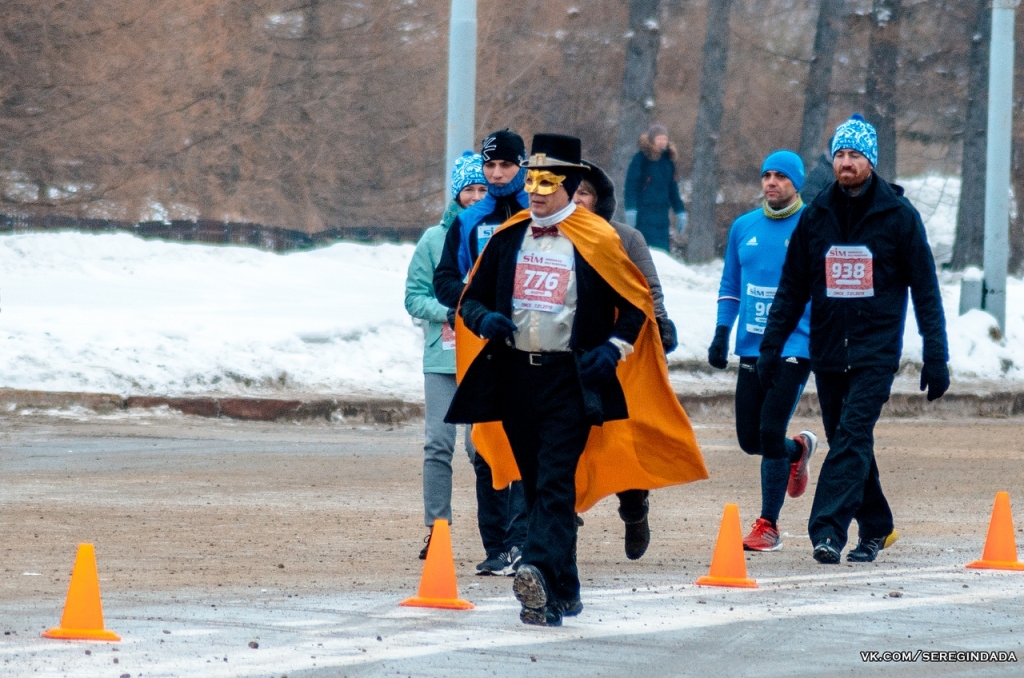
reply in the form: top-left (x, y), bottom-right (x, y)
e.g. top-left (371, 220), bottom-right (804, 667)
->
top-left (499, 546), bottom-right (523, 576)
top-left (475, 553), bottom-right (505, 576)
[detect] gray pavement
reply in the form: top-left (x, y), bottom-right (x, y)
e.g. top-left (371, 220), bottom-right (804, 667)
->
top-left (2, 411), bottom-right (1023, 677)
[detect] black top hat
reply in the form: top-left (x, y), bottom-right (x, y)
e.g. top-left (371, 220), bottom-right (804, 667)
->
top-left (522, 134), bottom-right (588, 170)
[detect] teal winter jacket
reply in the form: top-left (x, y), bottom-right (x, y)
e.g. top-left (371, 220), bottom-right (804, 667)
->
top-left (405, 201), bottom-right (463, 374)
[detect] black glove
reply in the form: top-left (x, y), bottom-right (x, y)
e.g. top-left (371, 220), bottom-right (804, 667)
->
top-left (478, 312), bottom-right (518, 342)
top-left (707, 325), bottom-right (730, 369)
top-left (658, 317), bottom-right (679, 354)
top-left (579, 342), bottom-right (621, 388)
top-left (445, 306), bottom-right (457, 327)
top-left (920, 360), bottom-right (950, 401)
top-left (756, 349), bottom-right (782, 391)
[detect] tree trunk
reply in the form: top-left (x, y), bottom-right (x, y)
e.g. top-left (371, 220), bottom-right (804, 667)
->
top-left (950, 0), bottom-right (991, 270)
top-left (864, 0), bottom-right (902, 183)
top-left (687, 0), bottom-right (733, 263)
top-left (610, 0), bottom-right (662, 220)
top-left (798, 0), bottom-right (845, 167)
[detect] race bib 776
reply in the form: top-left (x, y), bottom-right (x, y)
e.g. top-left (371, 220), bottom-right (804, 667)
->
top-left (825, 245), bottom-right (874, 298)
top-left (512, 250), bottom-right (574, 313)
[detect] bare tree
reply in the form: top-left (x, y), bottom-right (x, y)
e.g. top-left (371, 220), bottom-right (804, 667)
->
top-left (687, 0), bottom-right (733, 263)
top-left (610, 0), bottom-right (663, 218)
top-left (798, 0), bottom-right (845, 167)
top-left (950, 0), bottom-right (991, 270)
top-left (865, 0), bottom-right (902, 182)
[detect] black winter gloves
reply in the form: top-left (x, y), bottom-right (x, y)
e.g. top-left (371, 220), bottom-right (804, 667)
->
top-left (707, 325), bottom-right (730, 369)
top-left (920, 360), bottom-right (950, 401)
top-left (579, 342), bottom-right (621, 388)
top-left (658, 318), bottom-right (679, 354)
top-left (757, 349), bottom-right (782, 391)
top-left (446, 306), bottom-right (457, 327)
top-left (478, 312), bottom-right (517, 343)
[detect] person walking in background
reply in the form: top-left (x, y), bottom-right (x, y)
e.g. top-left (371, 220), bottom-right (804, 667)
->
top-left (759, 114), bottom-right (949, 564)
top-left (623, 124), bottom-right (686, 251)
top-left (708, 150), bottom-right (818, 552)
top-left (573, 159), bottom-right (678, 560)
top-left (432, 129), bottom-right (529, 576)
top-left (800, 137), bottom-right (836, 204)
top-left (404, 151), bottom-right (488, 561)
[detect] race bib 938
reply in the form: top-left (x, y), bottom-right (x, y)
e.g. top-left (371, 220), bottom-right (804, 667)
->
top-left (825, 245), bottom-right (874, 298)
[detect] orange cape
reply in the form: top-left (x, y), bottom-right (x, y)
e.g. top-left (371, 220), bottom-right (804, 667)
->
top-left (455, 206), bottom-right (708, 512)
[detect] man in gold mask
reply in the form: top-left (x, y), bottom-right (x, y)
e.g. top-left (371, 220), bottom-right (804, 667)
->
top-left (447, 134), bottom-right (707, 626)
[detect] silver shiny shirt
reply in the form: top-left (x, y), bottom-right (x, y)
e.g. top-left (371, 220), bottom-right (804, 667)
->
top-left (511, 225), bottom-right (578, 352)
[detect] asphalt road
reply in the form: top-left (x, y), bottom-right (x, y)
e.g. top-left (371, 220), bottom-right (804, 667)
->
top-left (2, 409), bottom-right (1023, 676)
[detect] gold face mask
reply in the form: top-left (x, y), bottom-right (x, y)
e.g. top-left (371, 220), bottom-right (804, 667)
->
top-left (524, 170), bottom-right (567, 195)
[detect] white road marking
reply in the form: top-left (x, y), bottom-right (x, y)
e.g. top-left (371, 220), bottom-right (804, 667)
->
top-left (4, 566), bottom-right (1024, 677)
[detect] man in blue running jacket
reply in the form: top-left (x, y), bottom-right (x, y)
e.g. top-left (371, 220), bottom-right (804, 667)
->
top-left (708, 150), bottom-right (818, 553)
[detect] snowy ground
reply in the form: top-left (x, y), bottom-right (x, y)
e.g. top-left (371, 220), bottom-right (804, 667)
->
top-left (0, 175), bottom-right (1019, 400)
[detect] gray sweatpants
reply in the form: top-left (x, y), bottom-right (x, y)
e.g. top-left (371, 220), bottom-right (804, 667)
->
top-left (423, 372), bottom-right (475, 526)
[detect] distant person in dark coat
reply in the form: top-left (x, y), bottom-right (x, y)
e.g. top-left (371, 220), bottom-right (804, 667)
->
top-left (623, 124), bottom-right (686, 251)
top-left (800, 147), bottom-right (836, 204)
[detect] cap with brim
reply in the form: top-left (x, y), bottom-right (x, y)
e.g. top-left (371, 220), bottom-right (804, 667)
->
top-left (522, 133), bottom-right (588, 171)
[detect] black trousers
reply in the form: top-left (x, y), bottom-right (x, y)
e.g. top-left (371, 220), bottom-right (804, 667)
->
top-left (501, 355), bottom-right (591, 604)
top-left (473, 454), bottom-right (528, 557)
top-left (809, 367), bottom-right (896, 549)
top-left (735, 357), bottom-right (810, 460)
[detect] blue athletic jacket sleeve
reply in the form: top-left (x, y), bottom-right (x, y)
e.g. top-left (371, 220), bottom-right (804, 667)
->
top-left (716, 222), bottom-right (742, 329)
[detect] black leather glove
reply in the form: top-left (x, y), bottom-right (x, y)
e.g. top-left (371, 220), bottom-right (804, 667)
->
top-left (756, 349), bottom-right (782, 391)
top-left (658, 317), bottom-right (679, 354)
top-left (920, 360), bottom-right (950, 401)
top-left (446, 306), bottom-right (457, 327)
top-left (707, 325), bottom-right (730, 369)
top-left (478, 312), bottom-right (518, 342)
top-left (579, 342), bottom-right (621, 388)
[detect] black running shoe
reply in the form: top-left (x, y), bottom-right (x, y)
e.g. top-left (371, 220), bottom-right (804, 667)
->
top-left (554, 597), bottom-right (583, 617)
top-left (475, 553), bottom-right (505, 576)
top-left (813, 538), bottom-right (841, 564)
top-left (624, 515), bottom-right (651, 560)
top-left (418, 532), bottom-right (431, 560)
top-left (847, 530), bottom-right (899, 563)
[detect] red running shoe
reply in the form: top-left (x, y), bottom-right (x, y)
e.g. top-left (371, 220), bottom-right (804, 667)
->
top-left (743, 517), bottom-right (782, 551)
top-left (788, 430), bottom-right (818, 498)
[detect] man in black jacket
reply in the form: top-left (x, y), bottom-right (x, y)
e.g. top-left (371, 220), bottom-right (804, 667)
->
top-left (432, 129), bottom-right (530, 577)
top-left (448, 134), bottom-right (646, 626)
top-left (759, 114), bottom-right (950, 565)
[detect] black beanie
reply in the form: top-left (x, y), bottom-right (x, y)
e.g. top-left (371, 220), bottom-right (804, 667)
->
top-left (481, 129), bottom-right (526, 165)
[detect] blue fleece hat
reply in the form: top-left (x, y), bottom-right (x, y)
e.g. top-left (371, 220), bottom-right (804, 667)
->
top-left (761, 150), bottom-right (805, 191)
top-left (450, 151), bottom-right (486, 200)
top-left (831, 113), bottom-right (878, 167)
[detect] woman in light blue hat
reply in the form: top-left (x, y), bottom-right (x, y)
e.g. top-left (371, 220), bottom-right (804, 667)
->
top-left (404, 151), bottom-right (486, 560)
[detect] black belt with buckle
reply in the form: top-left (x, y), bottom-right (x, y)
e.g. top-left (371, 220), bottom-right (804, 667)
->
top-left (513, 350), bottom-right (574, 367)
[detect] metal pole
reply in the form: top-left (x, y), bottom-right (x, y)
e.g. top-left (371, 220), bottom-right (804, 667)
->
top-left (982, 0), bottom-right (1019, 330)
top-left (444, 0), bottom-right (477, 200)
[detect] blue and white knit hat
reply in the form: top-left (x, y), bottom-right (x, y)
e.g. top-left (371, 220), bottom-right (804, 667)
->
top-left (831, 113), bottom-right (878, 167)
top-left (450, 151), bottom-right (486, 200)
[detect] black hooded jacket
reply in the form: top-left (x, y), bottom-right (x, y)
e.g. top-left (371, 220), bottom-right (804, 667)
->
top-left (760, 173), bottom-right (948, 373)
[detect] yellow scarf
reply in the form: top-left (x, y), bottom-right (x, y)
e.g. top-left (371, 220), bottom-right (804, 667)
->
top-left (455, 207), bottom-right (708, 512)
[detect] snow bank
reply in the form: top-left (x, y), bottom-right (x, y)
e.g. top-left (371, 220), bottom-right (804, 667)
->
top-left (0, 215), bottom-right (1020, 400)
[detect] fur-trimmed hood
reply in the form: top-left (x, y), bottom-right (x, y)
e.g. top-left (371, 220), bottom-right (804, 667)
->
top-left (581, 161), bottom-right (617, 222)
top-left (639, 133), bottom-right (679, 163)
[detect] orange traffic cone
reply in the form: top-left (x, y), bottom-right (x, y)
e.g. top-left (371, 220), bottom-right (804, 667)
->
top-left (42, 543), bottom-right (121, 641)
top-left (696, 504), bottom-right (757, 588)
top-left (966, 492), bottom-right (1024, 571)
top-left (401, 519), bottom-right (474, 610)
